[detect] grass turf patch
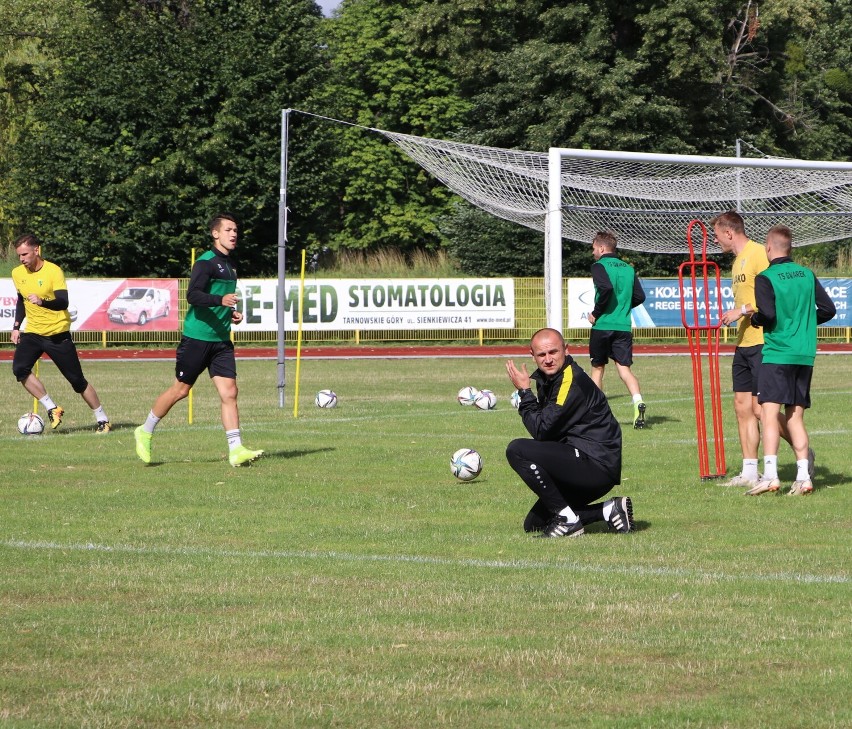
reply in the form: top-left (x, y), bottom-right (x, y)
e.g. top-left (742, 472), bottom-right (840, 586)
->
top-left (0, 354), bottom-right (849, 727)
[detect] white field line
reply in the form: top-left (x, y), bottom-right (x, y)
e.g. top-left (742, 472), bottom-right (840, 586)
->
top-left (1, 539), bottom-right (846, 586)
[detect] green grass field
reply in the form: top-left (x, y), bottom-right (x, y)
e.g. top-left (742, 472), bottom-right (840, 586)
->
top-left (1, 353), bottom-right (849, 727)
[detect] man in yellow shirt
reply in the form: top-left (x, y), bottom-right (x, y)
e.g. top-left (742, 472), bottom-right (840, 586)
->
top-left (10, 234), bottom-right (111, 432)
top-left (713, 212), bottom-right (811, 486)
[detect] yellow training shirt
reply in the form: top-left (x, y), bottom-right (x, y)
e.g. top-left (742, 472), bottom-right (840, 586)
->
top-left (731, 239), bottom-right (768, 347)
top-left (12, 260), bottom-right (72, 336)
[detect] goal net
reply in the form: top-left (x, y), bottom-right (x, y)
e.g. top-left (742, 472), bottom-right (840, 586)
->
top-left (381, 131), bottom-right (852, 255)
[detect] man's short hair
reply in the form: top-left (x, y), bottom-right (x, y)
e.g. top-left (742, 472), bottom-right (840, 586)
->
top-left (593, 231), bottom-right (617, 250)
top-left (14, 234), bottom-right (40, 250)
top-left (209, 212), bottom-right (237, 233)
top-left (530, 327), bottom-right (565, 347)
top-left (709, 211), bottom-right (745, 235)
top-left (767, 224), bottom-right (793, 255)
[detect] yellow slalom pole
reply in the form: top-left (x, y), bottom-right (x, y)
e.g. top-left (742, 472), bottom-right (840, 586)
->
top-left (293, 249), bottom-right (307, 418)
top-left (188, 247), bottom-right (196, 424)
top-left (32, 360), bottom-right (39, 414)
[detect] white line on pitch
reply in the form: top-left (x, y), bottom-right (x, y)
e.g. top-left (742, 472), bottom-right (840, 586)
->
top-left (1, 539), bottom-right (846, 585)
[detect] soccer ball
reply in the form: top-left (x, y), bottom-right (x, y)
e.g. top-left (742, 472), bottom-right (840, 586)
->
top-left (315, 389), bottom-right (338, 408)
top-left (510, 390), bottom-right (522, 409)
top-left (457, 386), bottom-right (479, 406)
top-left (450, 448), bottom-right (482, 481)
top-left (474, 389), bottom-right (497, 410)
top-left (18, 413), bottom-right (45, 435)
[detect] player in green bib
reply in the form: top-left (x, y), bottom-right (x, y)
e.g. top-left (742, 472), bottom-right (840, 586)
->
top-left (745, 225), bottom-right (835, 496)
top-left (134, 213), bottom-right (263, 467)
top-left (587, 231), bottom-right (647, 428)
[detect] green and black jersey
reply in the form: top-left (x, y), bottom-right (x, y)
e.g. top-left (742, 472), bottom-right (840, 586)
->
top-left (590, 254), bottom-right (645, 332)
top-left (183, 249), bottom-right (238, 342)
top-left (751, 257), bottom-right (836, 366)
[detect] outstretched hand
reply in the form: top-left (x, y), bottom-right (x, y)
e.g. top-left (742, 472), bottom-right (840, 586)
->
top-left (505, 359), bottom-right (530, 390)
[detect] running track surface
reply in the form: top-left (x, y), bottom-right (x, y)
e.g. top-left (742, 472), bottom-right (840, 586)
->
top-left (1, 343), bottom-right (850, 361)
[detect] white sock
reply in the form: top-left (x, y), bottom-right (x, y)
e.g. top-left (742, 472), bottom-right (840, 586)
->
top-left (742, 459), bottom-right (759, 480)
top-left (143, 411), bottom-right (161, 434)
top-left (226, 429), bottom-right (242, 450)
top-left (39, 395), bottom-right (57, 411)
top-left (602, 500), bottom-right (614, 520)
top-left (796, 459), bottom-right (810, 481)
top-left (558, 505), bottom-right (578, 522)
top-left (93, 406), bottom-right (108, 423)
top-left (632, 393), bottom-right (644, 404)
top-left (763, 455), bottom-right (778, 480)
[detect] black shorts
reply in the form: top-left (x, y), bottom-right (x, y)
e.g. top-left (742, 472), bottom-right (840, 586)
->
top-left (175, 337), bottom-right (237, 386)
top-left (732, 344), bottom-right (762, 395)
top-left (12, 331), bottom-right (89, 393)
top-left (757, 363), bottom-right (812, 408)
top-left (589, 329), bottom-right (633, 367)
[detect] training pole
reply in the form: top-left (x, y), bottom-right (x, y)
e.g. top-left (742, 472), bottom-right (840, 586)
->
top-left (277, 109), bottom-right (290, 408)
top-left (188, 247), bottom-right (196, 424)
top-left (678, 220), bottom-right (726, 480)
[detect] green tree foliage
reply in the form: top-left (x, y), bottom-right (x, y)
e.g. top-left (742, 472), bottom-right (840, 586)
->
top-left (11, 0), bottom-right (325, 276)
top-left (309, 0), bottom-right (471, 254)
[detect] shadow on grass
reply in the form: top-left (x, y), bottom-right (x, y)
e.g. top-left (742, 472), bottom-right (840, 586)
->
top-left (264, 447), bottom-right (336, 460)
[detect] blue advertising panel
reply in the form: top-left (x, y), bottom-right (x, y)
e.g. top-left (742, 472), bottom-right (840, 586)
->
top-left (567, 278), bottom-right (850, 328)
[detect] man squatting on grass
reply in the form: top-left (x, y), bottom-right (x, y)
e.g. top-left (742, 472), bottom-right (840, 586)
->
top-left (134, 213), bottom-right (263, 467)
top-left (505, 328), bottom-right (634, 538)
top-left (11, 234), bottom-right (111, 432)
top-left (744, 225), bottom-right (836, 496)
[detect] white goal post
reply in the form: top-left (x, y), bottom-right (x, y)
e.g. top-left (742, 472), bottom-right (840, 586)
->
top-left (544, 147), bottom-right (852, 331)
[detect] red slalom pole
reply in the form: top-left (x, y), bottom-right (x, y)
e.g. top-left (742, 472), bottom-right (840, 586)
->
top-left (678, 220), bottom-right (727, 480)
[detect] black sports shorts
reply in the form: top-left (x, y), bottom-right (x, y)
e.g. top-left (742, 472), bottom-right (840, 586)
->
top-left (732, 344), bottom-right (763, 395)
top-left (12, 331), bottom-right (89, 393)
top-left (757, 363), bottom-right (812, 408)
top-left (175, 336), bottom-right (237, 386)
top-left (589, 329), bottom-right (634, 367)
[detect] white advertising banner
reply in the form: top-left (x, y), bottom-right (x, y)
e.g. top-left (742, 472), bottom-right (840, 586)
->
top-left (236, 278), bottom-right (515, 331)
top-left (2, 277), bottom-right (514, 332)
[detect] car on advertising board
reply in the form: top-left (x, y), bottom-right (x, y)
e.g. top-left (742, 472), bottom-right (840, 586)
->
top-left (107, 287), bottom-right (171, 326)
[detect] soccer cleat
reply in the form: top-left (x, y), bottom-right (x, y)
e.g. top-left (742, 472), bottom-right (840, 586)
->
top-left (134, 426), bottom-right (152, 464)
top-left (745, 477), bottom-right (781, 496)
top-left (96, 420), bottom-right (111, 433)
top-left (47, 406), bottom-right (64, 430)
top-left (607, 496), bottom-right (634, 533)
top-left (537, 514), bottom-right (584, 538)
top-left (229, 445), bottom-right (263, 467)
top-left (807, 447), bottom-right (815, 480)
top-left (788, 479), bottom-right (813, 496)
top-left (633, 402), bottom-right (646, 429)
top-left (721, 474), bottom-right (759, 488)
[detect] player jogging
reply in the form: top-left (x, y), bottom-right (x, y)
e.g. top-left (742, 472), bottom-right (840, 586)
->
top-left (133, 213), bottom-right (262, 467)
top-left (587, 231), bottom-right (647, 428)
top-left (10, 234), bottom-right (111, 432)
top-left (745, 225), bottom-right (835, 496)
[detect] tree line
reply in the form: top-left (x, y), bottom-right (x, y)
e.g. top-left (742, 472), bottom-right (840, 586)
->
top-left (1, 0), bottom-right (849, 278)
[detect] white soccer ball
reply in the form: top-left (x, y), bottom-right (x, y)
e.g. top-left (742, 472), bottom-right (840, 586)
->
top-left (457, 386), bottom-right (479, 406)
top-left (18, 413), bottom-right (45, 435)
top-left (474, 389), bottom-right (497, 410)
top-left (315, 389), bottom-right (338, 408)
top-left (450, 448), bottom-right (482, 481)
top-left (510, 390), bottom-right (522, 409)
